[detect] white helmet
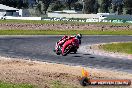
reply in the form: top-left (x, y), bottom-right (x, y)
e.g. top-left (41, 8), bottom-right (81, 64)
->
top-left (76, 34), bottom-right (82, 39)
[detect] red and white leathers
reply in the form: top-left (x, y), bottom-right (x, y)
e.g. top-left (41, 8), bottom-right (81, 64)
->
top-left (57, 35), bottom-right (68, 47)
top-left (57, 35), bottom-right (75, 48)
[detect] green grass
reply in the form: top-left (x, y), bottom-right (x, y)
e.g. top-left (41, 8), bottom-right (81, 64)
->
top-left (51, 80), bottom-right (129, 88)
top-left (0, 20), bottom-right (132, 26)
top-left (51, 81), bottom-right (80, 88)
top-left (0, 30), bottom-right (132, 35)
top-left (0, 20), bottom-right (132, 35)
top-left (100, 42), bottom-right (132, 54)
top-left (0, 81), bottom-right (35, 88)
top-left (0, 20), bottom-right (60, 24)
top-left (0, 20), bottom-right (78, 24)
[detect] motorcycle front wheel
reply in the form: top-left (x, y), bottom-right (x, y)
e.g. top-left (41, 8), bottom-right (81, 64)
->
top-left (62, 45), bottom-right (72, 56)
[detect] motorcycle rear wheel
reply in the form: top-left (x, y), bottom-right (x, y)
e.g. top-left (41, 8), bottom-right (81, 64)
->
top-left (56, 48), bottom-right (61, 55)
top-left (56, 52), bottom-right (60, 55)
top-left (74, 49), bottom-right (77, 54)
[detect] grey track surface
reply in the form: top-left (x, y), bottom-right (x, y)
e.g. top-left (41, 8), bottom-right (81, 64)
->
top-left (0, 36), bottom-right (132, 73)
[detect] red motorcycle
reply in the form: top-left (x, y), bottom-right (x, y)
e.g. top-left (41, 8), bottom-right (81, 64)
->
top-left (54, 42), bottom-right (62, 55)
top-left (54, 37), bottom-right (80, 56)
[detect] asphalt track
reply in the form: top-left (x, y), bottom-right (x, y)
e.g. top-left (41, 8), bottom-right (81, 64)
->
top-left (0, 36), bottom-right (132, 73)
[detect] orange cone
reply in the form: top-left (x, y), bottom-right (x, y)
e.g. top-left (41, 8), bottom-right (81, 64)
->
top-left (81, 68), bottom-right (89, 77)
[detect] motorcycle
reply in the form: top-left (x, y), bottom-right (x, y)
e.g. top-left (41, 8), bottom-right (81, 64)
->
top-left (54, 42), bottom-right (61, 55)
top-left (54, 37), bottom-right (80, 56)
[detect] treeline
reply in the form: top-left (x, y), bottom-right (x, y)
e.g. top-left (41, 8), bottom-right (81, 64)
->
top-left (0, 0), bottom-right (29, 9)
top-left (51, 0), bottom-right (132, 15)
top-left (0, 0), bottom-right (132, 15)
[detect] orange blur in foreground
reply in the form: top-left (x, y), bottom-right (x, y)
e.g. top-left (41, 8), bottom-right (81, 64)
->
top-left (81, 68), bottom-right (89, 77)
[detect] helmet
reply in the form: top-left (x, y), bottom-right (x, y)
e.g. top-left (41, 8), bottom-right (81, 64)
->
top-left (76, 34), bottom-right (82, 39)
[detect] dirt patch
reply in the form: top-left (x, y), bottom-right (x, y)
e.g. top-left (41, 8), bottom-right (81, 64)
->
top-left (0, 23), bottom-right (132, 30)
top-left (84, 43), bottom-right (132, 59)
top-left (0, 56), bottom-right (132, 88)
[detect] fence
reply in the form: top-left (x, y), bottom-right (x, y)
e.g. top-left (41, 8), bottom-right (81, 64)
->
top-left (1, 16), bottom-right (41, 20)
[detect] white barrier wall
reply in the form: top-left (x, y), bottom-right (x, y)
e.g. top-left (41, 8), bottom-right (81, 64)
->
top-left (48, 13), bottom-right (132, 21)
top-left (19, 9), bottom-right (30, 17)
top-left (5, 16), bottom-right (41, 20)
top-left (105, 15), bottom-right (132, 21)
top-left (48, 13), bottom-right (101, 19)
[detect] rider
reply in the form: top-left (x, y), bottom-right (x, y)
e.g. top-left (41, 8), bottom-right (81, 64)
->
top-left (75, 34), bottom-right (82, 44)
top-left (57, 34), bottom-right (82, 49)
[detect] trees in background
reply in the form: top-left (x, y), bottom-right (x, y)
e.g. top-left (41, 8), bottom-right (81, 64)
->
top-left (84, 0), bottom-right (95, 13)
top-left (64, 0), bottom-right (78, 10)
top-left (51, 0), bottom-right (64, 11)
top-left (100, 0), bottom-right (110, 13)
top-left (0, 0), bottom-right (28, 9)
top-left (35, 3), bottom-right (42, 16)
top-left (84, 0), bottom-right (99, 14)
top-left (94, 1), bottom-right (100, 13)
top-left (1, 0), bottom-right (132, 15)
top-left (124, 0), bottom-right (132, 15)
top-left (111, 0), bottom-right (123, 15)
top-left (74, 2), bottom-right (83, 11)
top-left (40, 0), bottom-right (53, 14)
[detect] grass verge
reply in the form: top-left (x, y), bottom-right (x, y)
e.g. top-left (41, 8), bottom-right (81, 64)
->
top-left (51, 81), bottom-right (79, 88)
top-left (0, 30), bottom-right (132, 35)
top-left (0, 20), bottom-right (132, 25)
top-left (0, 81), bottom-right (35, 88)
top-left (99, 42), bottom-right (132, 54)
